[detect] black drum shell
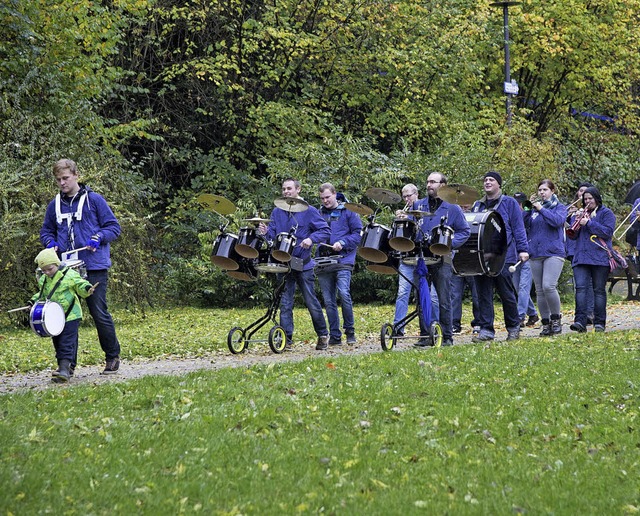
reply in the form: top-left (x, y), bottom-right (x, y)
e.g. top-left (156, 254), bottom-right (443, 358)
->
top-left (452, 211), bottom-right (506, 276)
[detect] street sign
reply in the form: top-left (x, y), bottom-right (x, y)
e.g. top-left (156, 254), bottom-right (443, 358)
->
top-left (504, 80), bottom-right (519, 95)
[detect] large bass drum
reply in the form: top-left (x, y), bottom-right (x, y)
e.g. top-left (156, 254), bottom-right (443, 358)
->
top-left (453, 211), bottom-right (506, 277)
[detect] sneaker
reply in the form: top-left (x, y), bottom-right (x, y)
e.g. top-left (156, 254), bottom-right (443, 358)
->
top-left (316, 336), bottom-right (329, 350)
top-left (52, 365), bottom-right (75, 378)
top-left (471, 332), bottom-right (494, 343)
top-left (594, 324), bottom-right (605, 332)
top-left (526, 314), bottom-right (540, 327)
top-left (328, 337), bottom-right (343, 346)
top-left (285, 340), bottom-right (293, 351)
top-left (519, 317), bottom-right (526, 328)
top-left (472, 326), bottom-right (481, 335)
top-left (570, 322), bottom-right (587, 333)
top-left (346, 334), bottom-right (357, 345)
top-left (101, 356), bottom-right (120, 375)
top-left (506, 329), bottom-right (520, 341)
top-left (414, 338), bottom-right (432, 348)
top-left (452, 326), bottom-right (462, 335)
top-left (442, 338), bottom-right (454, 347)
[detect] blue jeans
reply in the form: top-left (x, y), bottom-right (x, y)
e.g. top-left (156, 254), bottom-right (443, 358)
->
top-left (573, 265), bottom-right (609, 327)
top-left (279, 269), bottom-right (328, 341)
top-left (85, 270), bottom-right (121, 360)
top-left (512, 260), bottom-right (537, 320)
top-left (394, 263), bottom-right (439, 331)
top-left (473, 264), bottom-right (521, 336)
top-left (450, 274), bottom-right (479, 328)
top-left (317, 268), bottom-right (355, 339)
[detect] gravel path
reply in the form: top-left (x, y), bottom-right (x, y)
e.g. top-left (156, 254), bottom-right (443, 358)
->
top-left (2, 303), bottom-right (638, 395)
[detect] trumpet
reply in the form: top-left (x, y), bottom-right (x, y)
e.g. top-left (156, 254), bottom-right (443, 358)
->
top-left (566, 204), bottom-right (594, 239)
top-left (523, 197), bottom-right (543, 211)
top-left (613, 200), bottom-right (640, 241)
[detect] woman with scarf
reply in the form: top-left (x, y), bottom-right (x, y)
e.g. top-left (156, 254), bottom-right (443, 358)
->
top-left (566, 186), bottom-right (616, 333)
top-left (524, 180), bottom-right (568, 336)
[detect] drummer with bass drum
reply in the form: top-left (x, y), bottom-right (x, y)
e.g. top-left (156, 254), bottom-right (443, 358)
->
top-left (411, 172), bottom-right (470, 347)
top-left (470, 171), bottom-right (529, 343)
top-left (259, 178), bottom-right (331, 351)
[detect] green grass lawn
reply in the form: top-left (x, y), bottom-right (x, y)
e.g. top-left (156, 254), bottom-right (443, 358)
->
top-left (1, 304), bottom-right (639, 514)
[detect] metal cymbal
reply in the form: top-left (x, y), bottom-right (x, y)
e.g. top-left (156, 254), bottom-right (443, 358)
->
top-left (344, 202), bottom-right (374, 216)
top-left (365, 187), bottom-right (402, 204)
top-left (405, 209), bottom-right (435, 218)
top-left (197, 193), bottom-right (236, 215)
top-left (437, 184), bottom-right (479, 205)
top-left (242, 217), bottom-right (271, 224)
top-left (274, 196), bottom-right (309, 212)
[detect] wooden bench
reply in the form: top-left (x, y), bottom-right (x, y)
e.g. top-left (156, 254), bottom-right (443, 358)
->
top-left (608, 255), bottom-right (640, 300)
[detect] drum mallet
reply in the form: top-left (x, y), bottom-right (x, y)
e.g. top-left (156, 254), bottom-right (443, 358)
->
top-left (508, 260), bottom-right (522, 273)
top-left (7, 306), bottom-right (31, 313)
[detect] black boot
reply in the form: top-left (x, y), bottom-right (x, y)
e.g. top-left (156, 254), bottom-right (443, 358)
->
top-left (539, 318), bottom-right (551, 336)
top-left (550, 314), bottom-right (562, 335)
top-left (52, 359), bottom-right (71, 383)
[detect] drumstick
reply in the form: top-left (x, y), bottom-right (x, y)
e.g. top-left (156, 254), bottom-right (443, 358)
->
top-left (7, 305), bottom-right (31, 313)
top-left (508, 260), bottom-right (522, 273)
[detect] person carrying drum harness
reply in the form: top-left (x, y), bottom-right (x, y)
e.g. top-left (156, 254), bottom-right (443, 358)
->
top-left (40, 158), bottom-right (122, 374)
top-left (29, 248), bottom-right (98, 383)
top-left (471, 171), bottom-right (529, 343)
top-left (315, 183), bottom-right (362, 346)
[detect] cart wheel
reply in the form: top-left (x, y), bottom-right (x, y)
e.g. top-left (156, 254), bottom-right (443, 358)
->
top-left (430, 321), bottom-right (443, 348)
top-left (380, 323), bottom-right (396, 351)
top-left (227, 326), bottom-right (247, 354)
top-left (268, 325), bottom-right (287, 354)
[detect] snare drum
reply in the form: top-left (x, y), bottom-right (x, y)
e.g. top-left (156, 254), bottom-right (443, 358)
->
top-left (366, 252), bottom-right (400, 275)
top-left (452, 211), bottom-right (506, 276)
top-left (211, 233), bottom-right (240, 270)
top-left (30, 300), bottom-right (66, 337)
top-left (358, 223), bottom-right (391, 263)
top-left (272, 232), bottom-right (297, 262)
top-left (430, 225), bottom-right (454, 256)
top-left (389, 219), bottom-right (416, 252)
top-left (255, 248), bottom-right (290, 273)
top-left (226, 258), bottom-right (259, 281)
top-left (235, 227), bottom-right (264, 259)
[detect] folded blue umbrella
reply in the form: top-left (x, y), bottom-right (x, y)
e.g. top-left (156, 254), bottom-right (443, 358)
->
top-left (416, 257), bottom-right (432, 329)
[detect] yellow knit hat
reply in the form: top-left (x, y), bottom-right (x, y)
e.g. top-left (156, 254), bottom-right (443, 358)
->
top-left (35, 248), bottom-right (61, 269)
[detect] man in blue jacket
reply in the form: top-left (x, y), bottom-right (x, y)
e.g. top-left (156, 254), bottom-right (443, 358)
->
top-left (315, 183), bottom-right (363, 345)
top-left (471, 171), bottom-right (529, 342)
top-left (412, 172), bottom-right (470, 347)
top-left (260, 178), bottom-right (331, 350)
top-left (40, 159), bottom-right (122, 374)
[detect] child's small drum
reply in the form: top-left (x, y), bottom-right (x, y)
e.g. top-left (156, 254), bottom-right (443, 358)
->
top-left (30, 300), bottom-right (66, 337)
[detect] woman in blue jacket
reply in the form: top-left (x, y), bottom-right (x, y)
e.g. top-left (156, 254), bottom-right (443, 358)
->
top-left (568, 186), bottom-right (616, 333)
top-left (524, 180), bottom-right (567, 336)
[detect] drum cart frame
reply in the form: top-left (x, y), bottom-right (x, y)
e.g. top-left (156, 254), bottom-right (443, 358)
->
top-left (380, 259), bottom-right (443, 351)
top-left (227, 271), bottom-right (289, 354)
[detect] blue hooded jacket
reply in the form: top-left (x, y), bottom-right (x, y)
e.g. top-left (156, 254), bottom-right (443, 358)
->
top-left (266, 201), bottom-right (330, 271)
top-left (523, 198), bottom-right (567, 258)
top-left (569, 188), bottom-right (616, 267)
top-left (316, 204), bottom-right (362, 266)
top-left (40, 185), bottom-right (121, 270)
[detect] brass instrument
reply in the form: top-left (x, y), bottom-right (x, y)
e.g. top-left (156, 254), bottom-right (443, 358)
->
top-left (566, 204), bottom-right (594, 239)
top-left (523, 197), bottom-right (543, 211)
top-left (613, 200), bottom-right (640, 241)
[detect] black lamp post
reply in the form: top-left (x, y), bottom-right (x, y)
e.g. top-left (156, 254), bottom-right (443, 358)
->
top-left (490, 1), bottom-right (520, 126)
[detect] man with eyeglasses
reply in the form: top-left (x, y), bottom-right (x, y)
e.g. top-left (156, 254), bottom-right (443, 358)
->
top-left (411, 172), bottom-right (470, 347)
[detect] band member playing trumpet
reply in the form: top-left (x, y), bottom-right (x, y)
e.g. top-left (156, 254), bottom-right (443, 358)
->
top-left (30, 248), bottom-right (98, 383)
top-left (411, 172), bottom-right (470, 347)
top-left (315, 183), bottom-right (362, 345)
top-left (568, 186), bottom-right (616, 333)
top-left (631, 196), bottom-right (640, 253)
top-left (523, 180), bottom-right (567, 336)
top-left (566, 182), bottom-right (595, 325)
top-left (471, 171), bottom-right (529, 343)
top-left (259, 178), bottom-right (331, 350)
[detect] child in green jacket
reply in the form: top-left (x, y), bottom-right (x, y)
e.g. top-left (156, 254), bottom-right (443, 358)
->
top-left (31, 248), bottom-right (97, 383)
